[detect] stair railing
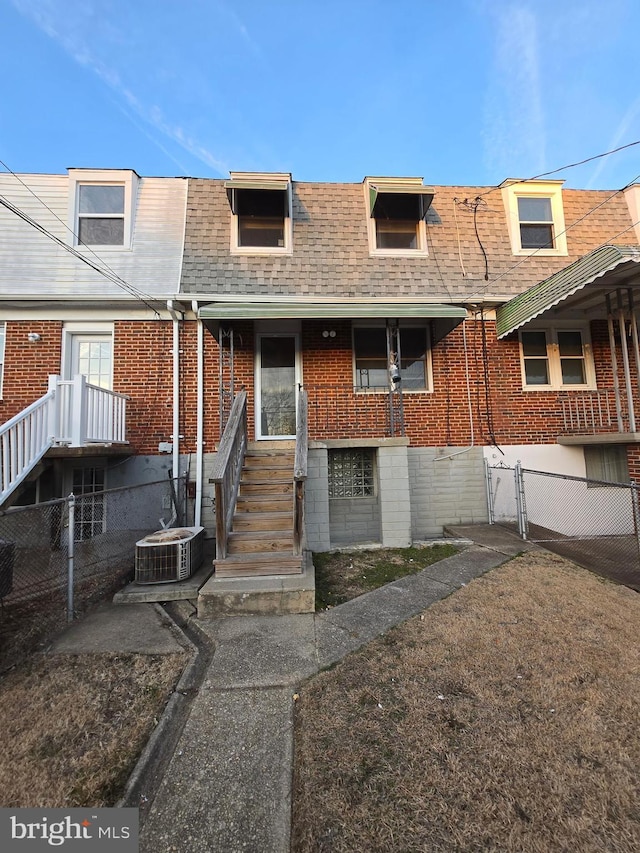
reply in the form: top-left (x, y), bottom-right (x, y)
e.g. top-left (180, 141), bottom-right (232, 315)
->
top-left (293, 387), bottom-right (308, 556)
top-left (212, 389), bottom-right (247, 560)
top-left (0, 390), bottom-right (55, 505)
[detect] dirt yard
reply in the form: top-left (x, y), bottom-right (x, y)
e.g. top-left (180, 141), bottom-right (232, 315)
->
top-left (292, 550), bottom-right (640, 853)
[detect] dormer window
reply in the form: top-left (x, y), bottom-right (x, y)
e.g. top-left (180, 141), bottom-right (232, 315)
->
top-left (68, 169), bottom-right (138, 250)
top-left (225, 172), bottom-right (292, 254)
top-left (518, 197), bottom-right (554, 249)
top-left (365, 177), bottom-right (433, 256)
top-left (501, 179), bottom-right (567, 256)
top-left (78, 185), bottom-right (125, 246)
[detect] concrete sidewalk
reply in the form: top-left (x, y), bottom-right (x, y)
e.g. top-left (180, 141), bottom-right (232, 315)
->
top-left (137, 526), bottom-right (533, 853)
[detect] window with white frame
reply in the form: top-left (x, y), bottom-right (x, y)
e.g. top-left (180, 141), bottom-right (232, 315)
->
top-left (365, 177), bottom-right (433, 255)
top-left (353, 325), bottom-right (431, 390)
top-left (519, 327), bottom-right (594, 389)
top-left (0, 322), bottom-right (5, 397)
top-left (225, 173), bottom-right (292, 253)
top-left (328, 449), bottom-right (376, 498)
top-left (68, 169), bottom-right (137, 249)
top-left (584, 446), bottom-right (629, 485)
top-left (501, 179), bottom-right (567, 256)
top-left (72, 466), bottom-right (106, 540)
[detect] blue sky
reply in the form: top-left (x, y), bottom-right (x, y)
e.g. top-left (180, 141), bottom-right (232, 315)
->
top-left (2, 0), bottom-right (640, 189)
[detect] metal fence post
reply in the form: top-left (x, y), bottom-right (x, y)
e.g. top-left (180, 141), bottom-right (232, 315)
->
top-left (67, 493), bottom-right (75, 623)
top-left (484, 458), bottom-right (495, 524)
top-left (514, 461), bottom-right (528, 540)
top-left (631, 481), bottom-right (640, 562)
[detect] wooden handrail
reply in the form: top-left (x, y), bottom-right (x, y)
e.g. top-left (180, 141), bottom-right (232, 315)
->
top-left (293, 388), bottom-right (308, 556)
top-left (212, 390), bottom-right (247, 560)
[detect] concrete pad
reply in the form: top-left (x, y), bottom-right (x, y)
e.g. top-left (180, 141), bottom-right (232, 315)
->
top-left (199, 614), bottom-right (319, 689)
top-left (445, 524), bottom-right (540, 556)
top-left (113, 560), bottom-right (214, 604)
top-left (49, 603), bottom-right (188, 655)
top-left (140, 686), bottom-right (294, 853)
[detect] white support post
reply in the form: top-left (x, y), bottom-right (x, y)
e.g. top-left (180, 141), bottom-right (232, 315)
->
top-left (618, 295), bottom-right (636, 432)
top-left (69, 374), bottom-right (88, 447)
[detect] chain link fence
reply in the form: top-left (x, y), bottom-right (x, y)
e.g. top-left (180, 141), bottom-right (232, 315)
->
top-left (0, 477), bottom-right (187, 672)
top-left (486, 462), bottom-right (640, 591)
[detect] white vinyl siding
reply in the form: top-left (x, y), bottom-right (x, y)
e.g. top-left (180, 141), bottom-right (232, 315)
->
top-left (0, 174), bottom-right (187, 298)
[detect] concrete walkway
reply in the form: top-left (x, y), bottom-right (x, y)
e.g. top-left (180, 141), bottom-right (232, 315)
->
top-left (52, 525), bottom-right (535, 852)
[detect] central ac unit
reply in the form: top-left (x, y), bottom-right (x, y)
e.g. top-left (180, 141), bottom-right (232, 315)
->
top-left (134, 526), bottom-right (205, 584)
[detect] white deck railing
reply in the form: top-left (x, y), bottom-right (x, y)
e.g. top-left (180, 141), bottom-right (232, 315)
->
top-left (0, 375), bottom-right (129, 504)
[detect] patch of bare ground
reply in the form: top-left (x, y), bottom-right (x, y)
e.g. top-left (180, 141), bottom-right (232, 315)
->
top-left (0, 651), bottom-right (187, 807)
top-left (292, 551), bottom-right (640, 852)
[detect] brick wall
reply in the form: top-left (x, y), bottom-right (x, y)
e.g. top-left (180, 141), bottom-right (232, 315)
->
top-left (0, 321), bottom-right (63, 420)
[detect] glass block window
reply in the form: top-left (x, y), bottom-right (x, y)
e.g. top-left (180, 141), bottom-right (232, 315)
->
top-left (328, 449), bottom-right (376, 498)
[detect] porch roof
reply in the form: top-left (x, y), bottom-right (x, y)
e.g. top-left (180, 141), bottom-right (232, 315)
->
top-left (198, 301), bottom-right (466, 322)
top-left (496, 245), bottom-right (640, 338)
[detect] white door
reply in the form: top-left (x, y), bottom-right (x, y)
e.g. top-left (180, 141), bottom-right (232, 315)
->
top-left (68, 335), bottom-right (113, 389)
top-left (256, 334), bottom-right (300, 439)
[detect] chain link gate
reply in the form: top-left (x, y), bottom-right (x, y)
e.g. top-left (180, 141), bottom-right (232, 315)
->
top-left (486, 460), bottom-right (640, 591)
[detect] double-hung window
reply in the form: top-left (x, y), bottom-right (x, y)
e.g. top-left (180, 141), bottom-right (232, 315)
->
top-left (68, 169), bottom-right (138, 249)
top-left (518, 197), bottom-right (554, 249)
top-left (520, 327), bottom-right (593, 389)
top-left (77, 185), bottom-right (125, 245)
top-left (353, 325), bottom-right (431, 391)
top-left (225, 172), bottom-right (292, 253)
top-left (365, 177), bottom-right (433, 256)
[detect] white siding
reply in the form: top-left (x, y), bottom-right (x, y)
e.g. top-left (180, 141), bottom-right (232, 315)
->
top-left (0, 173), bottom-right (187, 298)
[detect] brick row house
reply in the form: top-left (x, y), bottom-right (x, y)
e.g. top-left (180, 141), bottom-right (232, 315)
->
top-left (2, 167), bottom-right (640, 579)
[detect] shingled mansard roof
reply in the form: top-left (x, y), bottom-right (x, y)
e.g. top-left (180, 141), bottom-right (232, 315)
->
top-left (179, 178), bottom-right (639, 303)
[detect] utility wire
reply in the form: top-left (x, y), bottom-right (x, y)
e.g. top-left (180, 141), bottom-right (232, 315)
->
top-left (474, 138), bottom-right (640, 201)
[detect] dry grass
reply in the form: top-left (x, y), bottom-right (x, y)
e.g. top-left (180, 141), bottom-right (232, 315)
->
top-left (0, 651), bottom-right (186, 807)
top-left (292, 551), bottom-right (640, 852)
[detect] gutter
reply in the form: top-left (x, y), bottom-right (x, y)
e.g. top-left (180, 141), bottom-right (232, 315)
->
top-left (166, 300), bottom-right (183, 484)
top-left (192, 299), bottom-right (204, 527)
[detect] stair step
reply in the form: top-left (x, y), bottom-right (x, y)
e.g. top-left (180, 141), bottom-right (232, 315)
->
top-left (228, 531), bottom-right (293, 554)
top-left (214, 551), bottom-right (303, 578)
top-left (240, 481), bottom-right (294, 496)
top-left (233, 511), bottom-right (292, 531)
top-left (236, 495), bottom-right (293, 513)
top-left (243, 452), bottom-right (294, 468)
top-left (242, 469), bottom-right (293, 483)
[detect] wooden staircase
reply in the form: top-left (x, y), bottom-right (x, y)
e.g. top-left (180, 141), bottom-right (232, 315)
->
top-left (213, 448), bottom-right (303, 578)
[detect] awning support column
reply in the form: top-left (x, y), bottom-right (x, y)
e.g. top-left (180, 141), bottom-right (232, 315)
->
top-left (618, 290), bottom-right (636, 432)
top-left (629, 288), bottom-right (640, 432)
top-left (606, 293), bottom-right (625, 432)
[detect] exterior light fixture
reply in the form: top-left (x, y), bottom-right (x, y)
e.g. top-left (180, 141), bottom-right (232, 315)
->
top-left (322, 330), bottom-right (336, 338)
top-left (27, 332), bottom-right (42, 343)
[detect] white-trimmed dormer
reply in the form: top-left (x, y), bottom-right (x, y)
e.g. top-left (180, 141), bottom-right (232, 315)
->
top-left (501, 178), bottom-right (568, 257)
top-left (68, 168), bottom-right (140, 251)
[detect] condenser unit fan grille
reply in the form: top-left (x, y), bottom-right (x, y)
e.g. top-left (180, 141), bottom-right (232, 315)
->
top-left (135, 526), bottom-right (205, 584)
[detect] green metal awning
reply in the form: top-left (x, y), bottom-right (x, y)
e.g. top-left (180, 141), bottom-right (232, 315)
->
top-left (199, 301), bottom-right (465, 321)
top-left (368, 182), bottom-right (435, 218)
top-left (223, 179), bottom-right (290, 192)
top-left (496, 245), bottom-right (640, 339)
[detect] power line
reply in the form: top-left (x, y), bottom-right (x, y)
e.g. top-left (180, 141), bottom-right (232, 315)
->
top-left (475, 138), bottom-right (640, 201)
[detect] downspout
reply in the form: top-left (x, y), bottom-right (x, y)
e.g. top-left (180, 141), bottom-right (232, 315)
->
top-left (167, 300), bottom-right (183, 484)
top-left (192, 299), bottom-right (204, 527)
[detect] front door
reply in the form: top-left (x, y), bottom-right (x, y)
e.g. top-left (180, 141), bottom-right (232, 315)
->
top-left (256, 334), bottom-right (299, 439)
